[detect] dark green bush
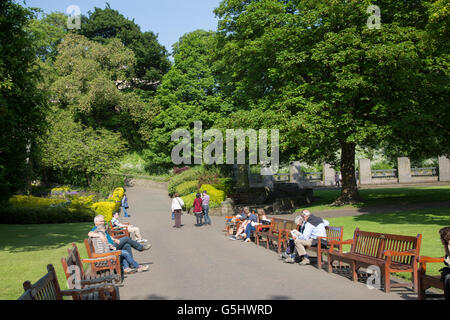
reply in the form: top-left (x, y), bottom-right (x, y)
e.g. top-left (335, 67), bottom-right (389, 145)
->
top-left (0, 205), bottom-right (96, 224)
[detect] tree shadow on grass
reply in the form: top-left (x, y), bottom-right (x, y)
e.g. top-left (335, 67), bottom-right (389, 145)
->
top-left (353, 208), bottom-right (450, 226)
top-left (0, 223), bottom-right (92, 253)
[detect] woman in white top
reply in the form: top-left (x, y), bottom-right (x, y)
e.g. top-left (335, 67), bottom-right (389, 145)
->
top-left (171, 193), bottom-right (185, 228)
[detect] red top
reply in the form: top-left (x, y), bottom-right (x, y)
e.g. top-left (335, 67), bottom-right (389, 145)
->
top-left (193, 198), bottom-right (203, 213)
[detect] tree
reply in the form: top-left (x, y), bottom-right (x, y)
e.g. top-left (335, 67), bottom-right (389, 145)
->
top-left (214, 0), bottom-right (449, 204)
top-left (49, 33), bottom-right (155, 151)
top-left (37, 107), bottom-right (127, 186)
top-left (0, 0), bottom-right (47, 199)
top-left (80, 3), bottom-right (171, 92)
top-left (143, 30), bottom-right (230, 171)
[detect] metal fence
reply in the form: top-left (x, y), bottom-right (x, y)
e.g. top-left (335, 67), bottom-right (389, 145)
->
top-left (411, 167), bottom-right (438, 177)
top-left (372, 169), bottom-right (398, 179)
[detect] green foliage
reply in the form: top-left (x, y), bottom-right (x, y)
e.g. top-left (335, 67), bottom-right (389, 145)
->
top-left (167, 166), bottom-right (222, 195)
top-left (37, 107), bottom-right (127, 185)
top-left (175, 180), bottom-right (199, 197)
top-left (80, 3), bottom-right (170, 89)
top-left (0, 0), bottom-right (48, 200)
top-left (0, 205), bottom-right (96, 224)
top-left (144, 30), bottom-right (230, 170)
top-left (89, 175), bottom-right (125, 199)
top-left (210, 178), bottom-right (233, 196)
top-left (200, 184), bottom-right (225, 206)
top-left (214, 0), bottom-right (449, 202)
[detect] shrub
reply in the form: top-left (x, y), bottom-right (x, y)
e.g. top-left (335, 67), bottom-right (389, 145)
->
top-left (68, 195), bottom-right (95, 210)
top-left (91, 201), bottom-right (117, 223)
top-left (180, 193), bottom-right (196, 210)
top-left (175, 180), bottom-right (199, 197)
top-left (9, 195), bottom-right (66, 208)
top-left (173, 166), bottom-right (190, 175)
top-left (90, 174), bottom-right (125, 198)
top-left (211, 178), bottom-right (233, 196)
top-left (168, 166), bottom-right (223, 195)
top-left (200, 184), bottom-right (225, 206)
top-left (0, 206), bottom-right (96, 224)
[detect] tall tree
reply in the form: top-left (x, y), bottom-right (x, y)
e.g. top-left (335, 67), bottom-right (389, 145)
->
top-left (81, 3), bottom-right (171, 92)
top-left (144, 30), bottom-right (229, 172)
top-left (0, 0), bottom-right (47, 199)
top-left (214, 0), bottom-right (449, 204)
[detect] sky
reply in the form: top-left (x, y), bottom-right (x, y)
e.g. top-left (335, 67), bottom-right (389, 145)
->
top-left (24, 0), bottom-right (222, 55)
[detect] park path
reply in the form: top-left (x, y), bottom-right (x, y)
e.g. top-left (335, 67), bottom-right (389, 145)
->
top-left (118, 185), bottom-right (415, 300)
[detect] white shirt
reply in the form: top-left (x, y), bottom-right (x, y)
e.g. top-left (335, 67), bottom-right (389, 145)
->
top-left (296, 219), bottom-right (330, 241)
top-left (171, 197), bottom-right (185, 211)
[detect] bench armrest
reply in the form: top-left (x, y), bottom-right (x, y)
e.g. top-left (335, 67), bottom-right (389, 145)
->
top-left (60, 284), bottom-right (117, 297)
top-left (79, 275), bottom-right (121, 286)
top-left (417, 256), bottom-right (445, 264)
top-left (92, 251), bottom-right (121, 258)
top-left (328, 239), bottom-right (353, 251)
top-left (82, 256), bottom-right (120, 264)
top-left (383, 249), bottom-right (417, 257)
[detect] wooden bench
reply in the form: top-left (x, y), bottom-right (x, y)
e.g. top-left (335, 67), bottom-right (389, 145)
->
top-left (18, 264), bottom-right (119, 300)
top-left (417, 256), bottom-right (446, 300)
top-left (84, 238), bottom-right (122, 277)
top-left (62, 243), bottom-right (122, 287)
top-left (108, 221), bottom-right (130, 239)
top-left (223, 216), bottom-right (241, 236)
top-left (257, 218), bottom-right (286, 254)
top-left (279, 221), bottom-right (343, 269)
top-left (327, 228), bottom-right (422, 293)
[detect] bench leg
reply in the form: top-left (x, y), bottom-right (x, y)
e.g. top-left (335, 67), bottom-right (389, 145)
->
top-left (352, 262), bottom-right (358, 282)
top-left (328, 257), bottom-right (333, 273)
top-left (317, 252), bottom-right (322, 270)
top-left (384, 267), bottom-right (391, 293)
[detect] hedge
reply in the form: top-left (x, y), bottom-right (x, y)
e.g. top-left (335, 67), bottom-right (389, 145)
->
top-left (91, 187), bottom-right (125, 222)
top-left (175, 180), bottom-right (199, 197)
top-left (0, 206), bottom-right (96, 224)
top-left (181, 184), bottom-right (225, 210)
top-left (9, 195), bottom-right (66, 208)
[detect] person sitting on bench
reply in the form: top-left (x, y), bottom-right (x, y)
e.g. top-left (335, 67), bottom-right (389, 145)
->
top-left (284, 210), bottom-right (329, 265)
top-left (111, 212), bottom-right (148, 243)
top-left (242, 208), bottom-right (270, 243)
top-left (89, 221), bottom-right (149, 274)
top-left (229, 207), bottom-right (251, 240)
top-left (281, 215), bottom-right (305, 260)
top-left (439, 226), bottom-right (450, 300)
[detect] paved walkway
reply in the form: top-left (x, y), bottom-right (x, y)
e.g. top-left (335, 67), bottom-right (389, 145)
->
top-left (118, 185), bottom-right (417, 300)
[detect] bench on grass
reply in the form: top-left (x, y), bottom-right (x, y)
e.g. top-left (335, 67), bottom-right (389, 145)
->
top-left (84, 238), bottom-right (122, 277)
top-left (417, 256), bottom-right (446, 300)
top-left (62, 243), bottom-right (122, 288)
top-left (327, 228), bottom-right (422, 293)
top-left (18, 264), bottom-right (119, 300)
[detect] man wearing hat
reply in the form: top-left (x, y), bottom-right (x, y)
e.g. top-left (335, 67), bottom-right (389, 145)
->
top-left (284, 210), bottom-right (329, 265)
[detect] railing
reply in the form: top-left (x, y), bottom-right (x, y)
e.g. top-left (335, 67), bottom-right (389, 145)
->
top-left (411, 167), bottom-right (438, 177)
top-left (303, 172), bottom-right (323, 181)
top-left (273, 173), bottom-right (290, 182)
top-left (372, 169), bottom-right (397, 179)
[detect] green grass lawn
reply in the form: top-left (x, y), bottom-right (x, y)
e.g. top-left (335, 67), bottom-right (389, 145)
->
top-left (296, 185), bottom-right (450, 212)
top-left (0, 223), bottom-right (92, 300)
top-left (326, 207), bottom-right (450, 281)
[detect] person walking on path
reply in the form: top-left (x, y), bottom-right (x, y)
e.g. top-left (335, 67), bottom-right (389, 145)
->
top-left (202, 190), bottom-right (211, 226)
top-left (193, 193), bottom-right (204, 226)
top-left (171, 193), bottom-right (184, 228)
top-left (122, 192), bottom-right (130, 217)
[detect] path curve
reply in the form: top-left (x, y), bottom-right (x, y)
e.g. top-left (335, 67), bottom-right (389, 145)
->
top-left (118, 185), bottom-right (414, 300)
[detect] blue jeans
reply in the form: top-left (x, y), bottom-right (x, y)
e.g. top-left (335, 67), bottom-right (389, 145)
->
top-left (202, 205), bottom-right (211, 225)
top-left (120, 249), bottom-right (139, 269)
top-left (245, 224), bottom-right (256, 239)
top-left (114, 237), bottom-right (144, 254)
top-left (122, 206), bottom-right (129, 217)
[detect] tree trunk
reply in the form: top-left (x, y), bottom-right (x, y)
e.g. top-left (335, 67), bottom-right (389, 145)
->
top-left (333, 142), bottom-right (362, 205)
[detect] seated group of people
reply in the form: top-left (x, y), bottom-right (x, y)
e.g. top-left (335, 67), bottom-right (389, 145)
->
top-left (228, 207), bottom-right (271, 242)
top-left (88, 213), bottom-right (151, 274)
top-left (227, 207), bottom-right (329, 266)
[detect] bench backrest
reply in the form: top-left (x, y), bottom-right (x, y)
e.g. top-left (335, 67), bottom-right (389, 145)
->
top-left (270, 218), bottom-right (285, 234)
top-left (84, 238), bottom-right (96, 258)
top-left (18, 264), bottom-right (62, 300)
top-left (351, 228), bottom-right (422, 265)
top-left (61, 243), bottom-right (87, 289)
top-left (326, 226), bottom-right (344, 242)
